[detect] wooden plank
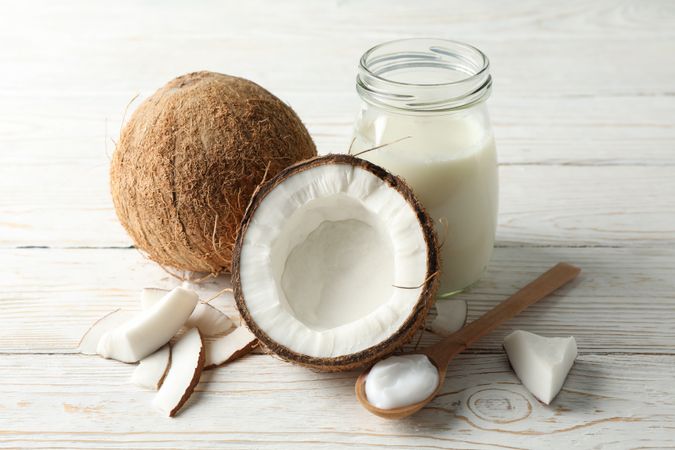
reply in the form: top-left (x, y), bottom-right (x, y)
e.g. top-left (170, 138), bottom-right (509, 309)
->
top-left (1, 164), bottom-right (673, 248)
top-left (0, 353), bottom-right (672, 449)
top-left (497, 165), bottom-right (675, 247)
top-left (0, 1), bottom-right (673, 97)
top-left (1, 246), bottom-right (673, 354)
top-left (3, 0), bottom-right (674, 44)
top-left (1, 93), bottom-right (673, 166)
top-left (0, 37), bottom-right (672, 98)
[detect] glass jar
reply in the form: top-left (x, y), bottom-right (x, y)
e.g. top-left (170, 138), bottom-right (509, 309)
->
top-left (351, 38), bottom-right (498, 297)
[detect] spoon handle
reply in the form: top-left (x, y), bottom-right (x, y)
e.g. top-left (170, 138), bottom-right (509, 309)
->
top-left (426, 262), bottom-right (581, 367)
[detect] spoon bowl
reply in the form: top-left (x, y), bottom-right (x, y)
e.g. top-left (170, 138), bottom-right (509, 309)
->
top-left (355, 262), bottom-right (581, 419)
top-left (355, 357), bottom-right (448, 419)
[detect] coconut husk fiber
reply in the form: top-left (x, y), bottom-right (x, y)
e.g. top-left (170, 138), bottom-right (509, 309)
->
top-left (111, 71), bottom-right (317, 273)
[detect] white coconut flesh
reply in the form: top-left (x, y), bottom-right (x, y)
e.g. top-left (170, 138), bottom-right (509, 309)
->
top-left (238, 162), bottom-right (432, 359)
top-left (204, 326), bottom-right (257, 369)
top-left (97, 287), bottom-right (198, 363)
top-left (78, 309), bottom-right (134, 355)
top-left (141, 288), bottom-right (234, 336)
top-left (153, 327), bottom-right (204, 417)
top-left (430, 299), bottom-right (468, 336)
top-left (131, 344), bottom-right (171, 390)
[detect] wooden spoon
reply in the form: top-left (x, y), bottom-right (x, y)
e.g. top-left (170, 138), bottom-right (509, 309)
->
top-left (355, 262), bottom-right (581, 419)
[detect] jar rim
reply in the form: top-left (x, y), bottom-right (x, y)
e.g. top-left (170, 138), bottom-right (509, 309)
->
top-left (359, 38), bottom-right (490, 88)
top-left (356, 38), bottom-right (492, 113)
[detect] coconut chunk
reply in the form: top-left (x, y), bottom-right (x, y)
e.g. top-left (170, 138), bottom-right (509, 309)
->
top-left (503, 330), bottom-right (577, 404)
top-left (141, 287), bottom-right (234, 336)
top-left (153, 328), bottom-right (204, 417)
top-left (430, 299), bottom-right (468, 336)
top-left (204, 326), bottom-right (257, 369)
top-left (131, 345), bottom-right (171, 390)
top-left (97, 287), bottom-right (198, 363)
top-left (78, 309), bottom-right (134, 355)
top-left (186, 303), bottom-right (234, 336)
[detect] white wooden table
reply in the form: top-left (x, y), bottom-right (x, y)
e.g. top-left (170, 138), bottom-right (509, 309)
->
top-left (2, 1), bottom-right (674, 448)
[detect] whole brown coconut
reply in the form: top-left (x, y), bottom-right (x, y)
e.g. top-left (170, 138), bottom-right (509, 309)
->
top-left (111, 71), bottom-right (317, 273)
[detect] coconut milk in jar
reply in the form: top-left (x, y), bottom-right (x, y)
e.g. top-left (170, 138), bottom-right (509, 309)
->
top-left (351, 38), bottom-right (498, 296)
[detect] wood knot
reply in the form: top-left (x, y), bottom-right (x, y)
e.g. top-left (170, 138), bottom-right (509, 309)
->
top-left (467, 388), bottom-right (532, 424)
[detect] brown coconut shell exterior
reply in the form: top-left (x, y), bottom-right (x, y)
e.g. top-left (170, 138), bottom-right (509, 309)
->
top-left (168, 330), bottom-right (205, 417)
top-left (233, 154), bottom-right (440, 372)
top-left (110, 71), bottom-right (317, 273)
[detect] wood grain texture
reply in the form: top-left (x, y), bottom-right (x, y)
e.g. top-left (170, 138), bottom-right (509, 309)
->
top-left (0, 1), bottom-right (673, 96)
top-left (0, 353), bottom-right (673, 449)
top-left (2, 165), bottom-right (674, 248)
top-left (1, 246), bottom-right (673, 355)
top-left (1, 0), bottom-right (674, 447)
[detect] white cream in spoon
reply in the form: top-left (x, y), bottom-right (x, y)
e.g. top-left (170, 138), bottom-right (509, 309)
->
top-left (365, 354), bottom-right (440, 409)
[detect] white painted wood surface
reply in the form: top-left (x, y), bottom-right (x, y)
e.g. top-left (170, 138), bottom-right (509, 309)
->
top-left (1, 0), bottom-right (674, 448)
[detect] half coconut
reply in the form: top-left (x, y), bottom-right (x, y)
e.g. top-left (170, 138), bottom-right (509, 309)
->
top-left (233, 154), bottom-right (439, 371)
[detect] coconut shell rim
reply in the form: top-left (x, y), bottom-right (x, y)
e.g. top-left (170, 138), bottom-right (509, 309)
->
top-left (232, 153), bottom-right (440, 372)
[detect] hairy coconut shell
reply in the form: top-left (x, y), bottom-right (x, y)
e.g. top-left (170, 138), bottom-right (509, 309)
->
top-left (233, 154), bottom-right (440, 372)
top-left (111, 71), bottom-right (317, 273)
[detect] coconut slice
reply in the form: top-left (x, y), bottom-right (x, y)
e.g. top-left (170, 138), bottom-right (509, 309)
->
top-left (141, 287), bottom-right (234, 336)
top-left (503, 330), bottom-right (578, 404)
top-left (78, 309), bottom-right (135, 355)
top-left (97, 287), bottom-right (198, 363)
top-left (207, 296), bottom-right (239, 325)
top-left (153, 328), bottom-right (204, 417)
top-left (186, 303), bottom-right (234, 336)
top-left (204, 326), bottom-right (257, 369)
top-left (131, 345), bottom-right (171, 390)
top-left (430, 299), bottom-right (468, 336)
top-left (233, 154), bottom-right (439, 371)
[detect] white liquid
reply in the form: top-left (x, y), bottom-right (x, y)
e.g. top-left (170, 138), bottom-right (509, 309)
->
top-left (365, 354), bottom-right (439, 409)
top-left (354, 109), bottom-right (498, 294)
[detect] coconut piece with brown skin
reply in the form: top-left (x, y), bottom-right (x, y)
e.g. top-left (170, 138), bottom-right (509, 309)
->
top-left (110, 71), bottom-right (317, 273)
top-left (233, 154), bottom-right (439, 372)
top-left (430, 299), bottom-right (468, 336)
top-left (153, 328), bottom-right (205, 417)
top-left (204, 326), bottom-right (257, 369)
top-left (131, 344), bottom-right (171, 390)
top-left (78, 309), bottom-right (134, 355)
